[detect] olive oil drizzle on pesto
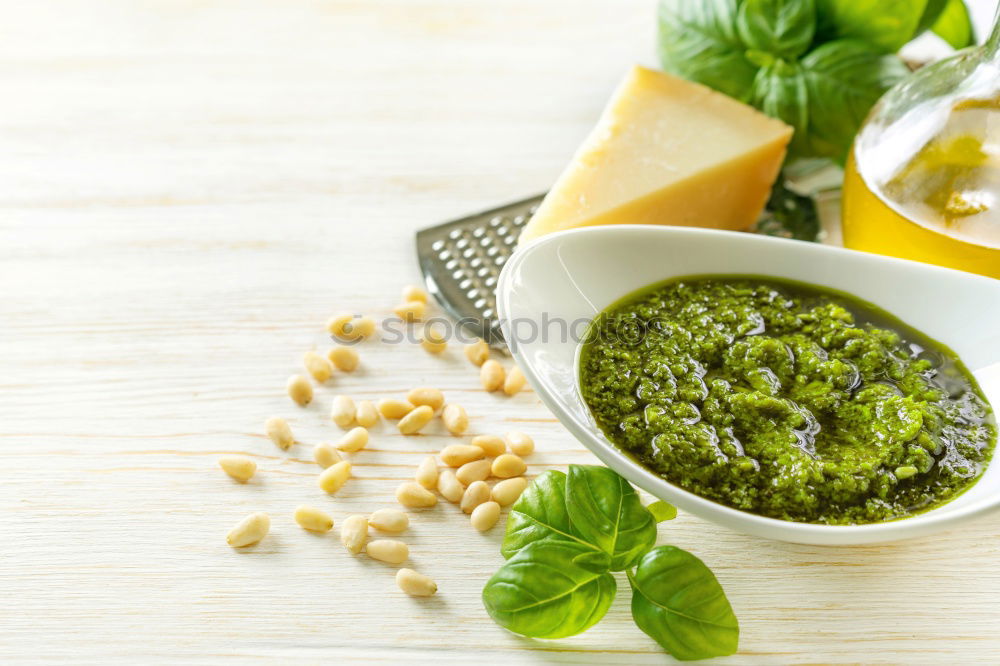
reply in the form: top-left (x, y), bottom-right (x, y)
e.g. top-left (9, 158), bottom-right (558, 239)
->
top-left (580, 276), bottom-right (996, 525)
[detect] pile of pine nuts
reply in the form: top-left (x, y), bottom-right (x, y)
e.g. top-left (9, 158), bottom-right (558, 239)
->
top-left (394, 430), bottom-right (534, 532)
top-left (220, 284), bottom-right (535, 598)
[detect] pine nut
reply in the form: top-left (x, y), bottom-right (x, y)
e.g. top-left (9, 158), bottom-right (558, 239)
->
top-left (369, 508), bottom-right (409, 533)
top-left (440, 444), bottom-right (485, 467)
top-left (396, 568), bottom-right (437, 597)
top-left (393, 300), bottom-right (426, 322)
top-left (398, 405), bottom-right (434, 435)
top-left (294, 505), bottom-right (334, 533)
top-left (331, 395), bottom-right (356, 428)
top-left (265, 416), bottom-right (295, 450)
top-left (378, 399), bottom-right (414, 419)
top-left (464, 339), bottom-right (490, 366)
top-left (420, 323), bottom-right (448, 354)
top-left (226, 512), bottom-right (270, 548)
top-left (480, 360), bottom-right (505, 392)
top-left (328, 314), bottom-right (376, 341)
top-left (303, 351), bottom-right (334, 383)
top-left (218, 456), bottom-right (256, 483)
top-left (341, 514), bottom-right (369, 554)
top-left (355, 400), bottom-right (379, 428)
top-left (505, 431), bottom-right (535, 457)
top-left (438, 470), bottom-right (465, 503)
top-left (492, 453), bottom-right (527, 479)
top-left (313, 442), bottom-right (342, 468)
top-left (326, 313), bottom-right (353, 338)
top-left (319, 460), bottom-right (352, 494)
top-left (461, 480), bottom-right (491, 514)
top-left (492, 477), bottom-right (529, 506)
top-left (287, 374), bottom-right (313, 406)
top-left (337, 426), bottom-right (369, 452)
top-left (456, 458), bottom-right (492, 485)
top-left (402, 285), bottom-right (429, 303)
top-left (503, 365), bottom-right (527, 396)
top-left (415, 455), bottom-right (439, 489)
top-left (352, 316), bottom-right (376, 339)
top-left (366, 539), bottom-right (409, 565)
top-left (328, 346), bottom-right (359, 372)
top-left (471, 434), bottom-right (505, 457)
top-left (396, 481), bottom-right (438, 508)
top-left (441, 403), bottom-right (469, 435)
top-left (420, 334), bottom-right (447, 354)
top-left (471, 501), bottom-right (501, 531)
top-left (407, 387), bottom-right (444, 412)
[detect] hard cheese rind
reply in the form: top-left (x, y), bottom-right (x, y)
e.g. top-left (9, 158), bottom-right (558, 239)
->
top-left (519, 65), bottom-right (793, 244)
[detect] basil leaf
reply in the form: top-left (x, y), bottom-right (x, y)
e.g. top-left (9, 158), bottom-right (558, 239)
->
top-left (657, 0), bottom-right (757, 101)
top-left (750, 61), bottom-right (810, 157)
top-left (502, 470), bottom-right (594, 558)
top-left (564, 465), bottom-right (657, 571)
top-left (800, 40), bottom-right (908, 161)
top-left (815, 0), bottom-right (930, 53)
top-left (931, 0), bottom-right (973, 49)
top-left (629, 546), bottom-right (739, 661)
top-left (647, 500), bottom-right (677, 522)
top-left (737, 0), bottom-right (816, 60)
top-left (914, 0), bottom-right (950, 36)
top-left (482, 541), bottom-right (616, 639)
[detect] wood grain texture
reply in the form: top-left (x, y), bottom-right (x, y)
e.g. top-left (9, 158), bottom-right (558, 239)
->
top-left (2, 1), bottom-right (999, 663)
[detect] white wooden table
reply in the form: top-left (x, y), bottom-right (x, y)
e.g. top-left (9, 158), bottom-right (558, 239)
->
top-left (2, 1), bottom-right (999, 663)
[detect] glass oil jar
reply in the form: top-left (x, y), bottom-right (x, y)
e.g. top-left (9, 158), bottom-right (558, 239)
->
top-left (842, 10), bottom-right (1000, 279)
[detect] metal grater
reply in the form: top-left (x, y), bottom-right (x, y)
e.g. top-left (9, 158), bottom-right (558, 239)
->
top-left (415, 194), bottom-right (544, 347)
top-left (415, 183), bottom-right (823, 347)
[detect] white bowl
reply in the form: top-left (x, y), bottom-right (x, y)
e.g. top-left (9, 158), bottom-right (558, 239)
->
top-left (496, 225), bottom-right (1000, 545)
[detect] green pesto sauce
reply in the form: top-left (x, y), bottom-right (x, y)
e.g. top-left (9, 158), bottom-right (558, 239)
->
top-left (579, 276), bottom-right (997, 525)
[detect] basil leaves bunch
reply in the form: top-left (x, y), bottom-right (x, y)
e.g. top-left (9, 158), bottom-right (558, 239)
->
top-left (481, 466), bottom-right (739, 661)
top-left (657, 0), bottom-right (974, 162)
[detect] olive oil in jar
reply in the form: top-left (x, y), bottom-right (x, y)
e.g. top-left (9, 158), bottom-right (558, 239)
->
top-left (842, 12), bottom-right (1000, 279)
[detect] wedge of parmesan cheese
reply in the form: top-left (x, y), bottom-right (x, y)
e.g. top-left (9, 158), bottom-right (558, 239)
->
top-left (519, 65), bottom-right (793, 244)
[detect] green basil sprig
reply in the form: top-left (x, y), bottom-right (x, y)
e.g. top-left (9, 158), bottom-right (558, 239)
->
top-left (657, 0), bottom-right (971, 162)
top-left (483, 465), bottom-right (739, 661)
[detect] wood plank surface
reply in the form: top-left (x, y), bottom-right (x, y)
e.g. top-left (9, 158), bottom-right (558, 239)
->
top-left (2, 1), bottom-right (999, 663)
